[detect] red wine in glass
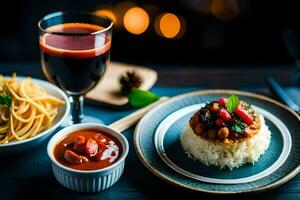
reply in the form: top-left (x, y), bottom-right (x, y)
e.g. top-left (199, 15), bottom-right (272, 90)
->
top-left (40, 23), bottom-right (111, 95)
top-left (38, 12), bottom-right (113, 124)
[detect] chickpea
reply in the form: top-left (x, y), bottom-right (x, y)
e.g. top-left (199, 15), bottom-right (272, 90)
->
top-left (218, 127), bottom-right (229, 139)
top-left (223, 138), bottom-right (230, 144)
top-left (208, 128), bottom-right (218, 139)
top-left (245, 131), bottom-right (253, 138)
top-left (210, 102), bottom-right (219, 112)
top-left (190, 113), bottom-right (199, 129)
top-left (249, 124), bottom-right (256, 130)
top-left (194, 124), bottom-right (204, 136)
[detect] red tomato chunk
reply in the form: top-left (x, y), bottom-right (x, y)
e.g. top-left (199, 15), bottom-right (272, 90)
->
top-left (219, 109), bottom-right (232, 122)
top-left (219, 97), bottom-right (228, 106)
top-left (235, 107), bottom-right (253, 125)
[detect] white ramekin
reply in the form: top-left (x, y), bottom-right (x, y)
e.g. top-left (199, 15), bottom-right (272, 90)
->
top-left (47, 123), bottom-right (129, 193)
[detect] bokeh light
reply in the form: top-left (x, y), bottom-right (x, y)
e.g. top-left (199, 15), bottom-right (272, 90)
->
top-left (94, 9), bottom-right (117, 24)
top-left (155, 13), bottom-right (185, 39)
top-left (123, 7), bottom-right (150, 35)
top-left (115, 1), bottom-right (137, 27)
top-left (211, 0), bottom-right (239, 21)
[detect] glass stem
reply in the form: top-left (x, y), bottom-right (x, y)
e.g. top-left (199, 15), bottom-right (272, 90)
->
top-left (69, 95), bottom-right (84, 124)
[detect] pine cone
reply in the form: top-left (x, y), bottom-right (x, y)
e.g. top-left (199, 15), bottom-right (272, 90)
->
top-left (120, 71), bottom-right (143, 95)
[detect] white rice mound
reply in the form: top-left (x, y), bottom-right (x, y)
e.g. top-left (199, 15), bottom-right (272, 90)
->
top-left (180, 115), bottom-right (271, 170)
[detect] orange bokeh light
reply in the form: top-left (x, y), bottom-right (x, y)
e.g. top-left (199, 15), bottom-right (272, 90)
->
top-left (94, 9), bottom-right (117, 24)
top-left (156, 13), bottom-right (183, 39)
top-left (211, 0), bottom-right (239, 21)
top-left (123, 7), bottom-right (150, 35)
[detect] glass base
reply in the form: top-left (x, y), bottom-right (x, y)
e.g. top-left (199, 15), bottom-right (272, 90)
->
top-left (61, 115), bottom-right (103, 127)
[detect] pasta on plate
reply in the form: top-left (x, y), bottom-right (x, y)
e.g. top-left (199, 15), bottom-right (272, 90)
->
top-left (0, 75), bottom-right (65, 144)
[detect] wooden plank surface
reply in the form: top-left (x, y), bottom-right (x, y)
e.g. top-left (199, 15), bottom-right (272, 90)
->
top-left (86, 62), bottom-right (157, 106)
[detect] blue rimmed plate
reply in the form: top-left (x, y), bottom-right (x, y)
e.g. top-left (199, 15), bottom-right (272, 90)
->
top-left (134, 90), bottom-right (300, 194)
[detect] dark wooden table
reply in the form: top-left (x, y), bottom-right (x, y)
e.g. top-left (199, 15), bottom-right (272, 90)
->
top-left (0, 63), bottom-right (299, 200)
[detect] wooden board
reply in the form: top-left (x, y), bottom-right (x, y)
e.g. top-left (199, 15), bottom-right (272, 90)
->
top-left (86, 61), bottom-right (157, 106)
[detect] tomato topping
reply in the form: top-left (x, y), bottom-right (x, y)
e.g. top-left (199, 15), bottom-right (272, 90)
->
top-left (219, 97), bottom-right (228, 106)
top-left (215, 119), bottom-right (224, 126)
top-left (219, 109), bottom-right (232, 122)
top-left (234, 107), bottom-right (253, 125)
top-left (85, 138), bottom-right (99, 157)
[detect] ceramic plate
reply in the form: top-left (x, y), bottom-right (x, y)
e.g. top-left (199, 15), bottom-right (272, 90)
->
top-left (134, 90), bottom-right (300, 194)
top-left (0, 77), bottom-right (70, 155)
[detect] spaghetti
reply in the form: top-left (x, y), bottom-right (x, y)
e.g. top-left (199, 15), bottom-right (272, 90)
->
top-left (0, 75), bottom-right (65, 144)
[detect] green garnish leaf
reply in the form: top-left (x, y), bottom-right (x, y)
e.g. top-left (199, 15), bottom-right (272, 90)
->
top-left (0, 91), bottom-right (12, 107)
top-left (231, 121), bottom-right (246, 134)
top-left (226, 95), bottom-right (239, 113)
top-left (128, 88), bottom-right (159, 108)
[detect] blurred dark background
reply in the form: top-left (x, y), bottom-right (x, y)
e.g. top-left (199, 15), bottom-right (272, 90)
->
top-left (0, 0), bottom-right (299, 66)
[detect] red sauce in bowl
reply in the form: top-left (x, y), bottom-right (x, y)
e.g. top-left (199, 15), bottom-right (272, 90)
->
top-left (54, 130), bottom-right (121, 170)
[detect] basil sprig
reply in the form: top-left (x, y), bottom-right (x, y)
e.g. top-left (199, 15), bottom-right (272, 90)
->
top-left (226, 95), bottom-right (239, 113)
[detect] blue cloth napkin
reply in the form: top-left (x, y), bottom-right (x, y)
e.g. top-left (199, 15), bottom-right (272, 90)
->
top-left (285, 87), bottom-right (300, 106)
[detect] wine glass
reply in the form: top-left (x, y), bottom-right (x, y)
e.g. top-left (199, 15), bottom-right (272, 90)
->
top-left (38, 11), bottom-right (113, 124)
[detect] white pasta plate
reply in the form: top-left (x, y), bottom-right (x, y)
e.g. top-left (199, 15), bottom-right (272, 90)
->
top-left (0, 76), bottom-right (70, 154)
